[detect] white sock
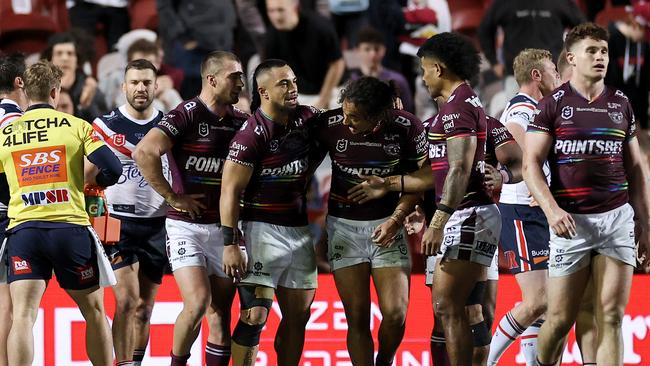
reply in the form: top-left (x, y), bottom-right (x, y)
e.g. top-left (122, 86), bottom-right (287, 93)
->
top-left (488, 311), bottom-right (525, 365)
top-left (521, 319), bottom-right (543, 366)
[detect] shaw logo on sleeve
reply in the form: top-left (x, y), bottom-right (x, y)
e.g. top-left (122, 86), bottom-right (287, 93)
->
top-left (12, 145), bottom-right (68, 187)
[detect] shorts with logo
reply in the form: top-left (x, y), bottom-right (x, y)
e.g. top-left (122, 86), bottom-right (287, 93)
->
top-left (498, 203), bottom-right (550, 274)
top-left (7, 225), bottom-right (99, 289)
top-left (166, 218), bottom-right (227, 278)
top-left (105, 216), bottom-right (167, 284)
top-left (240, 221), bottom-right (317, 289)
top-left (549, 203), bottom-right (636, 277)
top-left (425, 249), bottom-right (499, 286)
top-left (326, 216), bottom-right (411, 272)
top-left (439, 204), bottom-right (501, 267)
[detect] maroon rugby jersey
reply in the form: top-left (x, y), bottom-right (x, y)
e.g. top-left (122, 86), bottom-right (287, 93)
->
top-left (156, 98), bottom-right (248, 223)
top-left (227, 105), bottom-right (320, 226)
top-left (313, 109), bottom-right (427, 220)
top-left (528, 82), bottom-right (636, 214)
top-left (427, 83), bottom-right (492, 208)
top-left (485, 115), bottom-right (516, 167)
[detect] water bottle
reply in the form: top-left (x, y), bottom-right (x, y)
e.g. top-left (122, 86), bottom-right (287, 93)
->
top-left (85, 187), bottom-right (105, 217)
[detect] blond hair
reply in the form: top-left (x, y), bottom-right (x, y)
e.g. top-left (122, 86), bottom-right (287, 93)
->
top-left (556, 49), bottom-right (570, 77)
top-left (24, 60), bottom-right (62, 102)
top-left (513, 48), bottom-right (553, 86)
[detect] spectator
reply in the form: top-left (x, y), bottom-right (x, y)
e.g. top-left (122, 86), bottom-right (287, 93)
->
top-left (100, 39), bottom-right (184, 112)
top-left (605, 2), bottom-right (650, 129)
top-left (479, 0), bottom-right (585, 98)
top-left (328, 0), bottom-right (369, 47)
top-left (348, 27), bottom-right (415, 113)
top-left (157, 0), bottom-right (237, 99)
top-left (264, 0), bottom-right (345, 109)
top-left (56, 90), bottom-right (76, 115)
top-left (68, 0), bottom-right (130, 51)
top-left (368, 0), bottom-right (406, 71)
top-left (42, 32), bottom-right (108, 122)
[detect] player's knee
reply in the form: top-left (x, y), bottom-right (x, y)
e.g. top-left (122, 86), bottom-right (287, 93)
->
top-left (381, 305), bottom-right (408, 327)
top-left (434, 298), bottom-right (463, 321)
top-left (134, 301), bottom-right (154, 325)
top-left (600, 307), bottom-right (625, 328)
top-left (545, 312), bottom-right (575, 334)
top-left (182, 294), bottom-right (211, 321)
top-left (471, 320), bottom-right (492, 347)
top-left (115, 295), bottom-right (139, 314)
top-left (522, 300), bottom-right (547, 320)
top-left (465, 304), bottom-right (484, 324)
top-left (233, 286), bottom-right (273, 347)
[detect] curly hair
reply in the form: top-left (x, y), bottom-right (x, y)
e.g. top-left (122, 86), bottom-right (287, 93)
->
top-left (416, 32), bottom-right (481, 81)
top-left (564, 22), bottom-right (609, 52)
top-left (339, 76), bottom-right (397, 120)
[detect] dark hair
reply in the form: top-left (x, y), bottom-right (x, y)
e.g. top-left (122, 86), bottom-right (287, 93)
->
top-left (125, 59), bottom-right (158, 75)
top-left (339, 76), bottom-right (396, 120)
top-left (0, 53), bottom-right (26, 94)
top-left (200, 51), bottom-right (241, 78)
top-left (41, 32), bottom-right (78, 62)
top-left (127, 39), bottom-right (158, 61)
top-left (250, 59), bottom-right (289, 111)
top-left (564, 22), bottom-right (609, 52)
top-left (417, 32), bottom-right (481, 81)
top-left (357, 26), bottom-right (385, 46)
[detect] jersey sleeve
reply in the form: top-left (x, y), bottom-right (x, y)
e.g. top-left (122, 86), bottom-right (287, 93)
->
top-left (404, 117), bottom-right (428, 172)
top-left (156, 109), bottom-right (188, 141)
top-left (502, 103), bottom-right (535, 131)
top-left (527, 96), bottom-right (556, 135)
top-left (444, 104), bottom-right (478, 139)
top-left (81, 118), bottom-right (106, 156)
top-left (624, 99), bottom-right (638, 141)
top-left (489, 118), bottom-right (516, 149)
top-left (226, 119), bottom-right (263, 168)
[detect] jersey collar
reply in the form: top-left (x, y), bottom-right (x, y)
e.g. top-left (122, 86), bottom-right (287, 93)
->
top-left (25, 103), bottom-right (55, 112)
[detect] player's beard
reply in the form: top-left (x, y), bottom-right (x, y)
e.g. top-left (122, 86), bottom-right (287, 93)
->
top-left (128, 93), bottom-right (152, 112)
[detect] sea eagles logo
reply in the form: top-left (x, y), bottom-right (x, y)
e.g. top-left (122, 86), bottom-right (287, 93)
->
top-left (112, 134), bottom-right (126, 146)
top-left (198, 122), bottom-right (209, 137)
top-left (269, 139), bottom-right (279, 152)
top-left (384, 144), bottom-right (400, 156)
top-left (561, 106), bottom-right (573, 120)
top-left (336, 139), bottom-right (348, 152)
top-left (608, 111), bottom-right (624, 124)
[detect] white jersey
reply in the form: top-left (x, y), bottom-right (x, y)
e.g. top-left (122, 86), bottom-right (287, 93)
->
top-left (92, 105), bottom-right (171, 218)
top-left (0, 99), bottom-right (23, 212)
top-left (499, 93), bottom-right (550, 205)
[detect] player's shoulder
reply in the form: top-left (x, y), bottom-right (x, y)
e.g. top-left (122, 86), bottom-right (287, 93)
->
top-left (605, 86), bottom-right (631, 104)
top-left (540, 83), bottom-right (572, 107)
top-left (316, 107), bottom-right (344, 128)
top-left (389, 109), bottom-right (422, 131)
top-left (230, 104), bottom-right (250, 122)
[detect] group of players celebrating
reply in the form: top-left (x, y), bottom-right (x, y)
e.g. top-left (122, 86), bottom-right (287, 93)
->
top-left (0, 20), bottom-right (648, 366)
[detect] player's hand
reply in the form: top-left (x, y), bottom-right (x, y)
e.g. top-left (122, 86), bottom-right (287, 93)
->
top-left (547, 206), bottom-right (576, 239)
top-left (393, 96), bottom-right (404, 110)
top-left (404, 205), bottom-right (426, 235)
top-left (529, 193), bottom-right (539, 207)
top-left (184, 40), bottom-right (199, 50)
top-left (483, 164), bottom-right (502, 193)
top-left (421, 226), bottom-right (443, 256)
top-left (223, 245), bottom-right (247, 279)
top-left (166, 193), bottom-right (207, 220)
top-left (79, 76), bottom-right (98, 109)
top-left (348, 175), bottom-right (389, 204)
top-left (372, 218), bottom-right (400, 247)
